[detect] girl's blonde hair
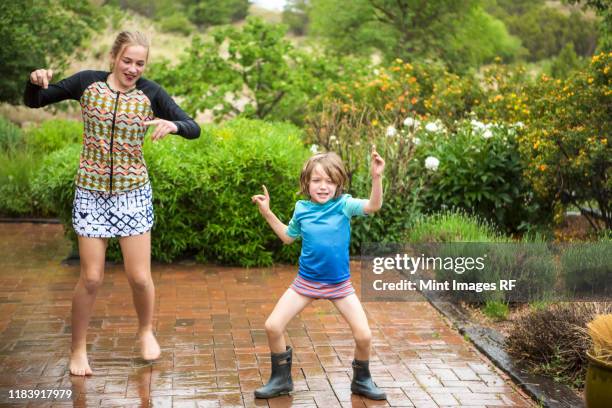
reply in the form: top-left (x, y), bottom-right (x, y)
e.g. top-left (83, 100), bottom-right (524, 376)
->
top-left (299, 152), bottom-right (348, 199)
top-left (109, 31), bottom-right (150, 71)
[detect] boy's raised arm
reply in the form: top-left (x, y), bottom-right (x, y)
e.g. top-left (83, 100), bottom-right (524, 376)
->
top-left (364, 146), bottom-right (385, 214)
top-left (252, 185), bottom-right (296, 245)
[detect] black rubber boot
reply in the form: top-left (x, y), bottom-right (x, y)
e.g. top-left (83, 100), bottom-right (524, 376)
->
top-left (254, 346), bottom-right (293, 398)
top-left (351, 359), bottom-right (387, 400)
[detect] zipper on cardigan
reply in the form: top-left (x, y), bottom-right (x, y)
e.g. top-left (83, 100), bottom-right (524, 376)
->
top-left (109, 91), bottom-right (121, 193)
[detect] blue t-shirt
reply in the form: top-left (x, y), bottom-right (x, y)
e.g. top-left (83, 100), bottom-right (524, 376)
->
top-left (286, 194), bottom-right (368, 284)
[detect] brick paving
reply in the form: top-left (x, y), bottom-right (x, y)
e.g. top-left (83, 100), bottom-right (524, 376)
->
top-left (0, 223), bottom-right (534, 407)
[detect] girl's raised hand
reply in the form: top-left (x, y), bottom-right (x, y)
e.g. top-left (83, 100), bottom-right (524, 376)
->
top-left (144, 119), bottom-right (178, 141)
top-left (30, 69), bottom-right (53, 89)
top-left (371, 145), bottom-right (385, 178)
top-left (251, 185), bottom-right (271, 215)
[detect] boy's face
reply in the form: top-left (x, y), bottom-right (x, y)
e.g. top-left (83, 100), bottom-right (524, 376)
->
top-left (308, 164), bottom-right (338, 204)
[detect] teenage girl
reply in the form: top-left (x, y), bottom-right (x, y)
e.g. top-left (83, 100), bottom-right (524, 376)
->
top-left (25, 31), bottom-right (200, 375)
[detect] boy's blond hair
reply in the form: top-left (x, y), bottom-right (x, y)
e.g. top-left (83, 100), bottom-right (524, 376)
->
top-left (299, 152), bottom-right (348, 199)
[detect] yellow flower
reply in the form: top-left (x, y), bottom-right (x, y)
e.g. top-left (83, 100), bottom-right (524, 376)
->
top-left (493, 94), bottom-right (503, 102)
top-left (539, 164), bottom-right (547, 171)
top-left (408, 76), bottom-right (417, 84)
top-left (371, 119), bottom-right (379, 126)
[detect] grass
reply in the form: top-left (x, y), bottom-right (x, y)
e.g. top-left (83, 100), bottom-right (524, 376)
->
top-left (405, 210), bottom-right (508, 243)
top-left (482, 300), bottom-right (509, 321)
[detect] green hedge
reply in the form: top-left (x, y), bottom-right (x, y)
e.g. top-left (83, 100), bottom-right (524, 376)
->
top-left (32, 119), bottom-right (308, 265)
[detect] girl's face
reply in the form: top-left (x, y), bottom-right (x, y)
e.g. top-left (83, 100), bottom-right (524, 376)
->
top-left (111, 45), bottom-right (148, 90)
top-left (308, 164), bottom-right (337, 204)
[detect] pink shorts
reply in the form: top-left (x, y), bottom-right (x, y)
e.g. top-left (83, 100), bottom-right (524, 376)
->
top-left (290, 275), bottom-right (355, 299)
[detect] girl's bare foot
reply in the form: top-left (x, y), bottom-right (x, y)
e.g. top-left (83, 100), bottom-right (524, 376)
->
top-left (139, 330), bottom-right (160, 361)
top-left (69, 349), bottom-right (93, 376)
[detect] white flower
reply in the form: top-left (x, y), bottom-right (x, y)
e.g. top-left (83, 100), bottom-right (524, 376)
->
top-left (373, 68), bottom-right (380, 75)
top-left (425, 122), bottom-right (439, 132)
top-left (425, 156), bottom-right (440, 171)
top-left (310, 144), bottom-right (318, 154)
top-left (514, 121), bottom-right (525, 129)
top-left (403, 117), bottom-right (420, 128)
top-left (386, 125), bottom-right (397, 137)
top-left (413, 137), bottom-right (421, 146)
top-left (471, 119), bottom-right (485, 131)
top-left (483, 129), bottom-right (493, 139)
top-left (329, 135), bottom-right (337, 142)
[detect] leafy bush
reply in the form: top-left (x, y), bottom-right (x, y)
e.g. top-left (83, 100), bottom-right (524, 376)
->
top-left (0, 119), bottom-right (82, 217)
top-left (30, 143), bottom-right (80, 223)
top-left (0, 116), bottom-right (24, 154)
top-left (517, 52), bottom-right (611, 230)
top-left (25, 119), bottom-right (82, 154)
top-left (0, 150), bottom-right (44, 216)
top-left (506, 302), bottom-right (612, 389)
top-left (416, 119), bottom-right (544, 232)
top-left (33, 119), bottom-right (308, 266)
top-left (158, 13), bottom-right (195, 36)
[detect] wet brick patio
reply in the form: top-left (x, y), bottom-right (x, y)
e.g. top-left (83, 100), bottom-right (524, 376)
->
top-left (0, 223), bottom-right (534, 407)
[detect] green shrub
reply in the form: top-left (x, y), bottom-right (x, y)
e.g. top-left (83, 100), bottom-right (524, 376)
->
top-left (0, 150), bottom-right (44, 216)
top-left (30, 143), bottom-right (81, 223)
top-left (25, 119), bottom-right (82, 154)
top-left (33, 119), bottom-right (308, 266)
top-left (158, 13), bottom-right (194, 36)
top-left (146, 118), bottom-right (308, 265)
top-left (0, 117), bottom-right (48, 217)
top-left (561, 242), bottom-right (612, 298)
top-left (0, 117), bottom-right (24, 154)
top-left (417, 119), bottom-right (542, 232)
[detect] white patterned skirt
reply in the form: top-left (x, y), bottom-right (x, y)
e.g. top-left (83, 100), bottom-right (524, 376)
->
top-left (72, 183), bottom-right (154, 238)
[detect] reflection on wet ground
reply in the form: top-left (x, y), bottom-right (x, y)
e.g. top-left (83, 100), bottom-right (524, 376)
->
top-left (0, 223), bottom-right (534, 407)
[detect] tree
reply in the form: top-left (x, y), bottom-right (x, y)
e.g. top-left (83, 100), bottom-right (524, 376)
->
top-left (148, 17), bottom-right (363, 124)
top-left (282, 0), bottom-right (310, 36)
top-left (0, 0), bottom-right (100, 104)
top-left (308, 0), bottom-right (520, 71)
top-left (566, 0), bottom-right (612, 51)
top-left (185, 0), bottom-right (250, 28)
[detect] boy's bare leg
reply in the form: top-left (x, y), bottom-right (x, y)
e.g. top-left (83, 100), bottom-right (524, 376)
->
top-left (332, 294), bottom-right (372, 360)
top-left (265, 288), bottom-right (313, 353)
top-left (70, 236), bottom-right (108, 376)
top-left (119, 232), bottom-right (160, 360)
